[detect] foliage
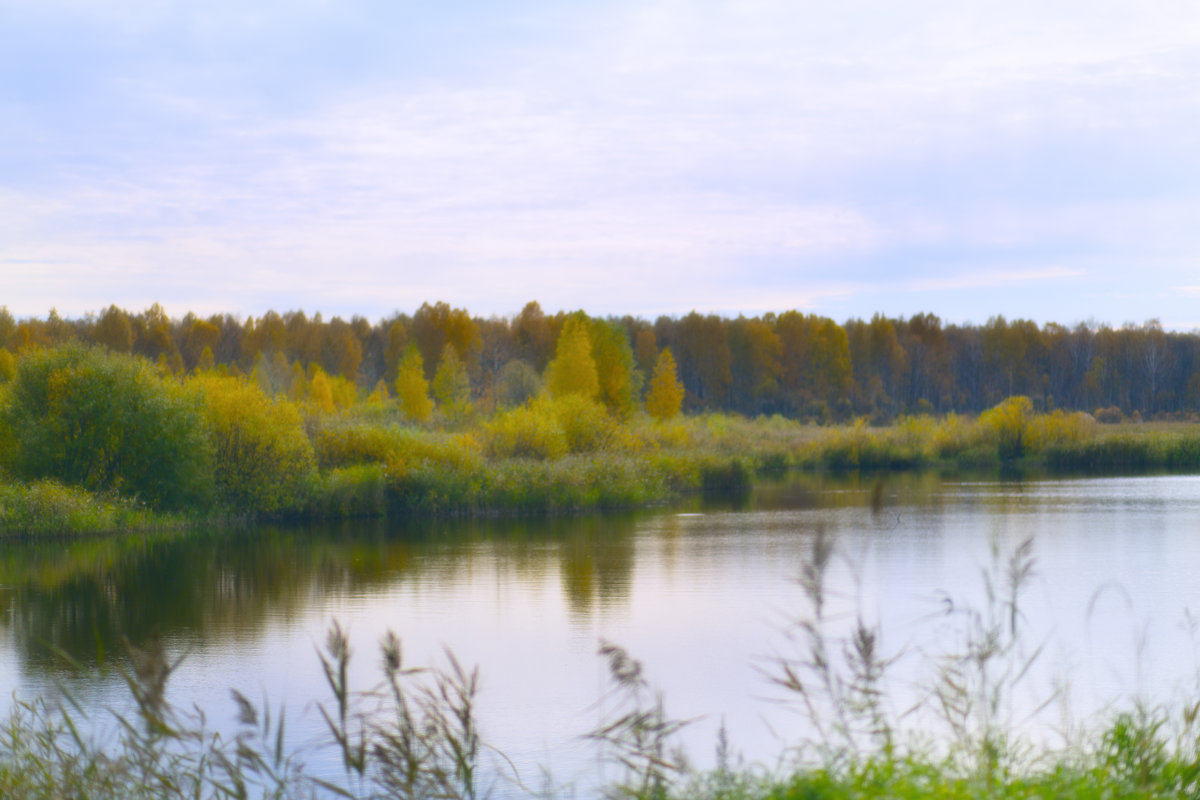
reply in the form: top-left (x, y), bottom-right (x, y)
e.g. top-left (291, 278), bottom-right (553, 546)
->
top-left (395, 345), bottom-right (434, 423)
top-left (0, 479), bottom-right (161, 534)
top-left (646, 347), bottom-right (685, 421)
top-left (306, 464), bottom-right (388, 519)
top-left (977, 396), bottom-right (1035, 460)
top-left (483, 402), bottom-right (569, 460)
top-left (0, 344), bottom-right (213, 509)
top-left (591, 317), bottom-right (640, 417)
top-left (432, 344), bottom-right (473, 422)
top-left (545, 312), bottom-right (600, 401)
top-left (496, 359), bottom-right (543, 408)
top-left (0, 347), bottom-right (15, 383)
top-left (189, 374), bottom-right (316, 514)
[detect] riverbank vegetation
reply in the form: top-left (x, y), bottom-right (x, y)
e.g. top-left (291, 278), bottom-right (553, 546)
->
top-left (5, 303), bottom-right (1200, 532)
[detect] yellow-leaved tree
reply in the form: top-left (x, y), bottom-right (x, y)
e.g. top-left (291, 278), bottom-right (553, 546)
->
top-left (545, 313), bottom-right (599, 400)
top-left (646, 347), bottom-right (684, 420)
top-left (395, 345), bottom-right (433, 422)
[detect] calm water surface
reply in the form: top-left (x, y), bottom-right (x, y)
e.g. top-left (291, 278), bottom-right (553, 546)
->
top-left (3, 471), bottom-right (1200, 793)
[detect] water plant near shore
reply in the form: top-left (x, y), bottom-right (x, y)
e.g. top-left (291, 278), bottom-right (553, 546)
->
top-left (5, 532), bottom-right (1200, 799)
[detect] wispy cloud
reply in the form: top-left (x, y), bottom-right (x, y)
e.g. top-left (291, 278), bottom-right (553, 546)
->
top-left (903, 267), bottom-right (1086, 293)
top-left (3, 0), bottom-right (1200, 323)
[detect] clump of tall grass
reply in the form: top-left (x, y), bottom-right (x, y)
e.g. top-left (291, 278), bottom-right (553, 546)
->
top-left (312, 419), bottom-right (483, 474)
top-left (1045, 427), bottom-right (1200, 471)
top-left (0, 479), bottom-right (163, 535)
top-left (387, 453), bottom-right (671, 516)
top-left (11, 544), bottom-right (1200, 799)
top-left (305, 463), bottom-right (389, 519)
top-left (589, 640), bottom-right (691, 799)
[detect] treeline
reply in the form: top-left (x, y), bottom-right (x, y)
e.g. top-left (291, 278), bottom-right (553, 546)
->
top-left (0, 302), bottom-right (1193, 420)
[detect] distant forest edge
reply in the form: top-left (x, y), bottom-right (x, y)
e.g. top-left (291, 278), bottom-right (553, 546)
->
top-left (0, 301), bottom-right (1188, 420)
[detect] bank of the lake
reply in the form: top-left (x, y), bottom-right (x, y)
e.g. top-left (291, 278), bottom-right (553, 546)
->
top-left (8, 402), bottom-right (1200, 536)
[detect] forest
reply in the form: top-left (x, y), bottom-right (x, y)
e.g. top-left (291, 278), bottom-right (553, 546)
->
top-left (0, 301), bottom-right (1191, 421)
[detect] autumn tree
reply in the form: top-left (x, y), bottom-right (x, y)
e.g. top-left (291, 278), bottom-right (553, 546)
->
top-left (545, 313), bottom-right (599, 400)
top-left (432, 344), bottom-right (472, 421)
top-left (0, 306), bottom-right (14, 351)
top-left (189, 374), bottom-right (315, 513)
top-left (646, 347), bottom-right (684, 420)
top-left (382, 319), bottom-right (408, 384)
top-left (412, 301), bottom-right (479, 379)
top-left (670, 312), bottom-right (732, 409)
top-left (93, 305), bottom-right (135, 352)
top-left (324, 316), bottom-right (363, 381)
top-left (395, 345), bottom-right (433, 423)
top-left (513, 300), bottom-right (556, 371)
top-left (0, 348), bottom-right (15, 382)
top-left (728, 316), bottom-right (782, 414)
top-left (590, 318), bottom-right (639, 417)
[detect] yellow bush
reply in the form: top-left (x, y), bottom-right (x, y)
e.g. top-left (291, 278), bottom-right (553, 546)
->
top-left (977, 396), bottom-right (1034, 460)
top-left (483, 404), bottom-right (568, 459)
top-left (546, 394), bottom-right (623, 454)
top-left (1027, 409), bottom-right (1095, 452)
top-left (931, 412), bottom-right (974, 458)
top-left (189, 374), bottom-right (315, 513)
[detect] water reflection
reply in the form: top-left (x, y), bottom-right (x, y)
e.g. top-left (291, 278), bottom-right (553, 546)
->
top-left (4, 470), bottom-right (1200, 790)
top-left (0, 514), bottom-right (647, 676)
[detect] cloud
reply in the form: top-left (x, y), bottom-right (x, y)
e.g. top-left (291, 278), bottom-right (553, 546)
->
top-left (4, 0), bottom-right (1200, 325)
top-left (901, 267), bottom-right (1086, 293)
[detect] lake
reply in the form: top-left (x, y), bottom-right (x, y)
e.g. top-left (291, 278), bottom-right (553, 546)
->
top-left (3, 470), bottom-right (1200, 795)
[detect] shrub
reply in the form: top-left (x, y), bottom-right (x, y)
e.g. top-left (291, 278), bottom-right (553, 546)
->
top-left (189, 374), bottom-right (315, 514)
top-left (977, 396), bottom-right (1034, 460)
top-left (0, 345), bottom-right (213, 509)
top-left (312, 422), bottom-right (409, 469)
top-left (549, 394), bottom-right (623, 453)
top-left (307, 464), bottom-right (388, 518)
top-left (0, 479), bottom-right (156, 534)
top-left (483, 403), bottom-right (568, 460)
top-left (1027, 409), bottom-right (1094, 452)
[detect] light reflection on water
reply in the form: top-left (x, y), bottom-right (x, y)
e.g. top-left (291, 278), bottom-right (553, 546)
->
top-left (2, 471), bottom-right (1200, 793)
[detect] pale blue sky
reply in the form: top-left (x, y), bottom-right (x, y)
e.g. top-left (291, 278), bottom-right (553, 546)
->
top-left (4, 0), bottom-right (1200, 327)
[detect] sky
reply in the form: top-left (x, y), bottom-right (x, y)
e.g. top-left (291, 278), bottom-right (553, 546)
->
top-left (4, 0), bottom-right (1200, 329)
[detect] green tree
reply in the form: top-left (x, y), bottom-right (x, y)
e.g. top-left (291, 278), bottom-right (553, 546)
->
top-left (545, 313), bottom-right (599, 401)
top-left (0, 345), bottom-right (214, 509)
top-left (395, 345), bottom-right (433, 423)
top-left (92, 305), bottom-right (135, 352)
top-left (432, 344), bottom-right (472, 421)
top-left (591, 318), bottom-right (639, 417)
top-left (645, 347), bottom-right (684, 420)
top-left (497, 359), bottom-right (543, 408)
top-left (0, 348), bottom-right (15, 383)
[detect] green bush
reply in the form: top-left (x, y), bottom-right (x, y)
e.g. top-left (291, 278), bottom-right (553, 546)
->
top-left (0, 345), bottom-right (213, 509)
top-left (307, 464), bottom-right (388, 518)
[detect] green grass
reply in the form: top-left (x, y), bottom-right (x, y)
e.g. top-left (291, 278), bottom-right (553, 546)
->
top-left (0, 479), bottom-right (173, 536)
